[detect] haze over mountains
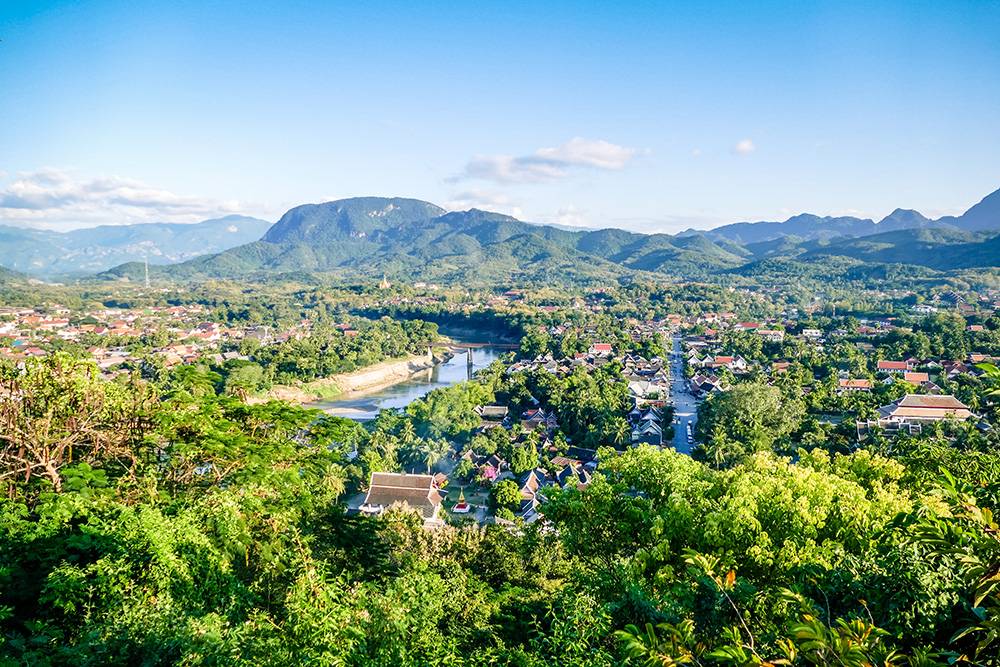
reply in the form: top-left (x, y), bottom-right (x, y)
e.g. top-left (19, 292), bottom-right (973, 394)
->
top-left (2, 188), bottom-right (999, 283)
top-left (0, 215), bottom-right (271, 276)
top-left (696, 188), bottom-right (1000, 244)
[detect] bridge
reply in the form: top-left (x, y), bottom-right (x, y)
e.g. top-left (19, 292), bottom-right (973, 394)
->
top-left (443, 341), bottom-right (520, 350)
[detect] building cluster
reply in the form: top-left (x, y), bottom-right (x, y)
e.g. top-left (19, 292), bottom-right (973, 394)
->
top-left (0, 305), bottom-right (315, 376)
top-left (672, 310), bottom-right (994, 440)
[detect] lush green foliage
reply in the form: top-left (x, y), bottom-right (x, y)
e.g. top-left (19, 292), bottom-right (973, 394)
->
top-left (3, 314), bottom-right (1000, 665)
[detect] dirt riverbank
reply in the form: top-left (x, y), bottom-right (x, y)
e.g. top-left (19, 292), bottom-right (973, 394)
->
top-left (250, 352), bottom-right (447, 406)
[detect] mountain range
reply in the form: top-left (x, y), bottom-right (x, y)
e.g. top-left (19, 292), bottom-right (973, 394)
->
top-left (693, 188), bottom-right (1000, 244)
top-left (3, 188), bottom-right (998, 284)
top-left (0, 215), bottom-right (271, 276)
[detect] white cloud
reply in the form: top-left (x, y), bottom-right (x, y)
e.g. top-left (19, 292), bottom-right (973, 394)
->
top-left (443, 190), bottom-right (524, 218)
top-left (734, 139), bottom-right (756, 155)
top-left (0, 168), bottom-right (251, 230)
top-left (534, 138), bottom-right (636, 170)
top-left (538, 205), bottom-right (591, 229)
top-left (691, 148), bottom-right (703, 157)
top-left (452, 137), bottom-right (638, 184)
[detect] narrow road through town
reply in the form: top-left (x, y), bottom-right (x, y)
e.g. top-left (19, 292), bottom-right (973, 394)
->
top-left (669, 334), bottom-right (698, 454)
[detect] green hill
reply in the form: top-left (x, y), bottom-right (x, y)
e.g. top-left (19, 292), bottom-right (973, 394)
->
top-left (801, 227), bottom-right (998, 268)
top-left (99, 188), bottom-right (1000, 286)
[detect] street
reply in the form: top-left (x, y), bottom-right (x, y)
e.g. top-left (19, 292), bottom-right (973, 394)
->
top-left (669, 334), bottom-right (698, 454)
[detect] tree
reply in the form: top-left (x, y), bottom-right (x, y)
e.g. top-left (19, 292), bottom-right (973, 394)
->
top-left (911, 472), bottom-right (1000, 662)
top-left (697, 381), bottom-right (803, 454)
top-left (420, 438), bottom-right (450, 473)
top-left (509, 443), bottom-right (538, 475)
top-left (491, 479), bottom-right (522, 511)
top-left (519, 327), bottom-right (551, 358)
top-left (610, 416), bottom-right (631, 449)
top-left (453, 457), bottom-right (475, 482)
top-left (223, 361), bottom-right (266, 400)
top-left (0, 354), bottom-right (154, 494)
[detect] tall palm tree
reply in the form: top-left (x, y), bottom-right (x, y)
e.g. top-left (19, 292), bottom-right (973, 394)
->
top-left (399, 420), bottom-right (417, 446)
top-left (421, 438), bottom-right (450, 473)
top-left (610, 416), bottom-right (631, 448)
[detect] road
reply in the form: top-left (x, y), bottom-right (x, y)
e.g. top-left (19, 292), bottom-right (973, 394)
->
top-left (668, 334), bottom-right (698, 454)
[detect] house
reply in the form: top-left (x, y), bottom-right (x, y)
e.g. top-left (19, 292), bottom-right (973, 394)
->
top-left (476, 405), bottom-right (509, 421)
top-left (360, 472), bottom-right (443, 527)
top-left (462, 451), bottom-right (508, 481)
top-left (689, 373), bottom-right (724, 396)
top-left (837, 379), bottom-right (872, 393)
top-left (521, 408), bottom-right (556, 431)
top-left (920, 380), bottom-right (943, 395)
top-left (903, 371), bottom-right (930, 384)
top-left (627, 380), bottom-right (667, 400)
top-left (877, 360), bottom-right (910, 375)
top-left (516, 496), bottom-right (542, 522)
top-left (513, 469), bottom-right (552, 522)
top-left (710, 355), bottom-right (749, 372)
top-left (565, 446), bottom-right (598, 468)
top-left (756, 329), bottom-right (785, 342)
top-left (556, 463), bottom-right (592, 490)
top-left (943, 361), bottom-right (974, 379)
top-left (589, 342), bottom-right (613, 356)
top-left (518, 468), bottom-right (551, 499)
top-left (632, 420), bottom-right (663, 446)
top-left (876, 394), bottom-right (976, 425)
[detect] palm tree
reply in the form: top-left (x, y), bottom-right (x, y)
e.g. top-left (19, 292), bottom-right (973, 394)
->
top-left (610, 416), bottom-right (631, 448)
top-left (399, 420), bottom-right (417, 446)
top-left (421, 438), bottom-right (450, 473)
top-left (705, 427), bottom-right (742, 469)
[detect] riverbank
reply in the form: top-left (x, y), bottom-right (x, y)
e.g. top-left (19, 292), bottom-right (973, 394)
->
top-left (251, 352), bottom-right (445, 406)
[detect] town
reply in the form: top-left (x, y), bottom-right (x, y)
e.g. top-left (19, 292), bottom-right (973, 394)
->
top-left (6, 281), bottom-right (998, 531)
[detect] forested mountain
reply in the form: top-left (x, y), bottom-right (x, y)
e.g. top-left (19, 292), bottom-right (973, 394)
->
top-left (699, 188), bottom-right (1000, 243)
top-left (100, 188), bottom-right (1000, 284)
top-left (0, 265), bottom-right (25, 284)
top-left (801, 227), bottom-right (992, 268)
top-left (0, 215), bottom-right (272, 276)
top-left (698, 213), bottom-right (880, 244)
top-left (938, 187), bottom-right (1000, 232)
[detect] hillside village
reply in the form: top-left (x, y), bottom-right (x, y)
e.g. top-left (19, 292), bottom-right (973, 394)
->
top-left (3, 280), bottom-right (999, 535)
top-left (348, 289), bottom-right (998, 527)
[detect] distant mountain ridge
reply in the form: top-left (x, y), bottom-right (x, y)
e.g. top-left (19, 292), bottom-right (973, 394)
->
top-left (0, 215), bottom-right (272, 276)
top-left (936, 188), bottom-right (1000, 232)
top-left (96, 186), bottom-right (1000, 285)
top-left (694, 188), bottom-right (1000, 244)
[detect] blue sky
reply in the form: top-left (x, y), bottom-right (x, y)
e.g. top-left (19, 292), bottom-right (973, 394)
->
top-left (1, 0), bottom-right (998, 231)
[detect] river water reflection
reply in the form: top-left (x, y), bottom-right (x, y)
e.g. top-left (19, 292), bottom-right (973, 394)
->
top-left (309, 346), bottom-right (505, 420)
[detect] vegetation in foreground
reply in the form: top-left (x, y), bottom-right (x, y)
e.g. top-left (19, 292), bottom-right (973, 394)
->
top-left (1, 351), bottom-right (999, 666)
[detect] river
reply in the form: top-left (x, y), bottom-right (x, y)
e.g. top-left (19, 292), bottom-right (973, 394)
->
top-left (309, 345), bottom-right (505, 420)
